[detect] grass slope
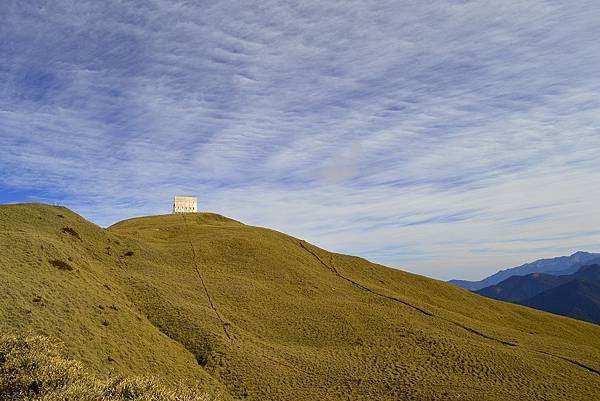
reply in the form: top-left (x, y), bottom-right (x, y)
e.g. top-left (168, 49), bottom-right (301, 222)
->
top-left (1, 203), bottom-right (600, 400)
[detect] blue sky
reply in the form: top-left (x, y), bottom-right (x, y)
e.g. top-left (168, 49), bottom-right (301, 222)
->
top-left (1, 1), bottom-right (600, 280)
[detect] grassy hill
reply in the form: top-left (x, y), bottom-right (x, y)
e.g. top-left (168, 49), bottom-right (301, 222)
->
top-left (1, 203), bottom-right (600, 400)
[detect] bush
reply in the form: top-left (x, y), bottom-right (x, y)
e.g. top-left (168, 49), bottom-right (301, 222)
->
top-left (0, 335), bottom-right (213, 401)
top-left (60, 227), bottom-right (80, 240)
top-left (48, 260), bottom-right (73, 271)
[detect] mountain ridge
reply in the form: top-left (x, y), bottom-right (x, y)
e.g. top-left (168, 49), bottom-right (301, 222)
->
top-left (475, 264), bottom-right (600, 325)
top-left (450, 251), bottom-right (600, 291)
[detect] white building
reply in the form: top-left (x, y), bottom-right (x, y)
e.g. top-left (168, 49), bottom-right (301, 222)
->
top-left (173, 196), bottom-right (198, 213)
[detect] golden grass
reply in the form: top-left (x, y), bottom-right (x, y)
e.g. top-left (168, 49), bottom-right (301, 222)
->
top-left (0, 335), bottom-right (213, 401)
top-left (1, 203), bottom-right (600, 400)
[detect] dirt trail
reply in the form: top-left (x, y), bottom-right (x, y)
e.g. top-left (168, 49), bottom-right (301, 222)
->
top-left (299, 240), bottom-right (600, 377)
top-left (183, 215), bottom-right (232, 340)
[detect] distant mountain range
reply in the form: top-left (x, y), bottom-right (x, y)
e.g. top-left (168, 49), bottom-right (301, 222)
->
top-left (475, 264), bottom-right (600, 325)
top-left (449, 251), bottom-right (600, 291)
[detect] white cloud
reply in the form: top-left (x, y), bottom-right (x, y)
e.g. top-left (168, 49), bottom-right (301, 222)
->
top-left (1, 0), bottom-right (600, 279)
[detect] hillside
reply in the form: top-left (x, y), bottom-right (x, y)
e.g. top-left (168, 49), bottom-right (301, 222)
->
top-left (0, 204), bottom-right (230, 400)
top-left (450, 251), bottom-right (600, 291)
top-left (1, 204), bottom-right (600, 400)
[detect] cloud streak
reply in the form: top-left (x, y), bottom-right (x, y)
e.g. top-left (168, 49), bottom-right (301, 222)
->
top-left (1, 0), bottom-right (600, 279)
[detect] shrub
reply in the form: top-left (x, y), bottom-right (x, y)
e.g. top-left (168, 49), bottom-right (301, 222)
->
top-left (60, 227), bottom-right (80, 240)
top-left (0, 335), bottom-right (213, 401)
top-left (48, 260), bottom-right (73, 271)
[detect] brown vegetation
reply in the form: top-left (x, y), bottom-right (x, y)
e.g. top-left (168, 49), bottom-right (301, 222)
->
top-left (0, 335), bottom-right (213, 401)
top-left (48, 259), bottom-right (73, 271)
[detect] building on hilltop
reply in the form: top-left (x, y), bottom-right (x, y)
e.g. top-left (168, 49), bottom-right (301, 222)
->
top-left (173, 196), bottom-right (198, 213)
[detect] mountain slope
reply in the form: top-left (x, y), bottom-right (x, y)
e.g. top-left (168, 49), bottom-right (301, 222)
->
top-left (450, 251), bottom-right (600, 291)
top-left (1, 203), bottom-right (600, 400)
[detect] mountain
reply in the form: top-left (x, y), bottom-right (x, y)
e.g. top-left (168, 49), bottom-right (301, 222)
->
top-left (521, 278), bottom-right (600, 325)
top-left (475, 265), bottom-right (600, 325)
top-left (476, 272), bottom-right (567, 303)
top-left (1, 203), bottom-right (600, 400)
top-left (450, 251), bottom-right (600, 291)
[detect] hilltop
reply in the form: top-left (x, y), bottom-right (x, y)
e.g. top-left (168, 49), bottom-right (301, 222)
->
top-left (1, 203), bottom-right (600, 400)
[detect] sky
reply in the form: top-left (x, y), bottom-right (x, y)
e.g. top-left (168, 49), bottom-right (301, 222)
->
top-left (1, 1), bottom-right (600, 280)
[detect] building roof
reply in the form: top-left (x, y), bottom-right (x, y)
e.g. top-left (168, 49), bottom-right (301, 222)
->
top-left (173, 196), bottom-right (197, 202)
